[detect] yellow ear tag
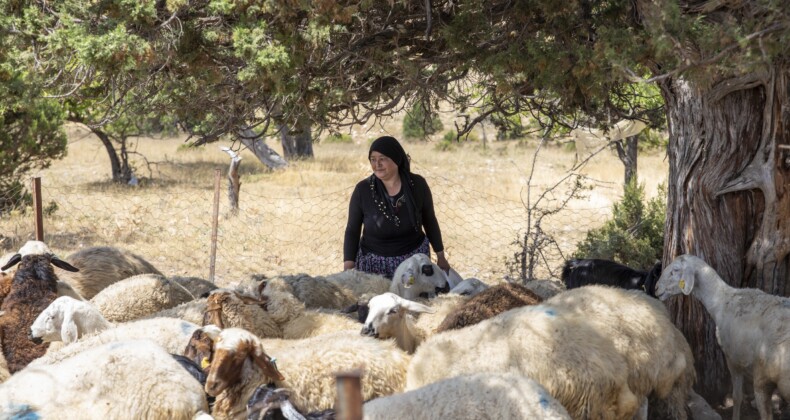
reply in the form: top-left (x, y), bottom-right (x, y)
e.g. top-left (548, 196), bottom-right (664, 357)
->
top-left (201, 357), bottom-right (210, 370)
top-left (408, 276), bottom-right (415, 286)
top-left (678, 279), bottom-right (686, 290)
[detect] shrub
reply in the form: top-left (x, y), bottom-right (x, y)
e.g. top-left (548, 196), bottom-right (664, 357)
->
top-left (573, 180), bottom-right (666, 270)
top-left (323, 133), bottom-right (352, 143)
top-left (402, 102), bottom-right (443, 140)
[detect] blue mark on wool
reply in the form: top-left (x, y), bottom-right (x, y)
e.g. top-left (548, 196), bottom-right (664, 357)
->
top-left (180, 322), bottom-right (195, 334)
top-left (543, 308), bottom-right (556, 317)
top-left (538, 394), bottom-right (550, 409)
top-left (7, 404), bottom-right (40, 420)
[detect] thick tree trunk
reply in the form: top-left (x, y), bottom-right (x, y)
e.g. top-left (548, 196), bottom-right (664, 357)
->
top-left (660, 68), bottom-right (790, 404)
top-left (91, 128), bottom-right (133, 184)
top-left (614, 135), bottom-right (639, 186)
top-left (278, 117), bottom-right (314, 159)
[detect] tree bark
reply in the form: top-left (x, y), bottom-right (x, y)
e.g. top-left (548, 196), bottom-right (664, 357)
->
top-left (614, 135), bottom-right (639, 187)
top-left (660, 68), bottom-right (790, 404)
top-left (220, 147), bottom-right (241, 215)
top-left (91, 128), bottom-right (133, 184)
top-left (278, 117), bottom-right (314, 159)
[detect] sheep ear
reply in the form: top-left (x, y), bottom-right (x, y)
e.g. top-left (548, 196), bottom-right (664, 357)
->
top-left (251, 344), bottom-right (285, 381)
top-left (400, 300), bottom-right (435, 314)
top-left (51, 257), bottom-right (79, 272)
top-left (679, 262), bottom-right (696, 295)
top-left (1, 254), bottom-right (20, 271)
top-left (61, 311), bottom-right (78, 344)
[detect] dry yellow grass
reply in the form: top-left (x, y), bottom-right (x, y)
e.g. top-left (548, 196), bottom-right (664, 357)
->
top-left (0, 121), bottom-right (668, 287)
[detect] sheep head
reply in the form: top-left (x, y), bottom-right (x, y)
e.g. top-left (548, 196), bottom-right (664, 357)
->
top-left (656, 254), bottom-right (705, 300)
top-left (361, 292), bottom-right (434, 339)
top-left (1, 241), bottom-right (79, 273)
top-left (204, 289), bottom-right (270, 329)
top-left (205, 328), bottom-right (284, 397)
top-left (392, 254), bottom-right (448, 298)
top-left (184, 325), bottom-right (221, 370)
top-left (246, 385), bottom-right (290, 420)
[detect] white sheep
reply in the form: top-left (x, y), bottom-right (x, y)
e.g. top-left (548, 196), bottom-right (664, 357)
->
top-left (205, 328), bottom-right (410, 419)
top-left (406, 304), bottom-right (640, 419)
top-left (362, 293), bottom-right (469, 353)
top-left (262, 274), bottom-right (357, 310)
top-left (29, 317), bottom-right (199, 367)
top-left (203, 289), bottom-right (282, 338)
top-left (30, 296), bottom-right (112, 344)
top-left (90, 273), bottom-right (195, 323)
top-left (656, 254), bottom-right (790, 420)
top-left (325, 269), bottom-right (392, 299)
top-left (55, 245), bottom-right (164, 299)
top-left (449, 277), bottom-right (489, 296)
top-left (0, 340), bottom-right (208, 419)
top-left (145, 298), bottom-right (207, 325)
top-left (363, 372), bottom-right (572, 420)
top-left (264, 290), bottom-right (363, 339)
top-left (546, 285), bottom-right (696, 419)
top-left (524, 278), bottom-right (565, 300)
top-left (390, 253), bottom-right (449, 300)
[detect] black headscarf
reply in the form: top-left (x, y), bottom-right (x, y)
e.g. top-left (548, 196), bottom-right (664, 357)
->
top-left (368, 136), bottom-right (420, 231)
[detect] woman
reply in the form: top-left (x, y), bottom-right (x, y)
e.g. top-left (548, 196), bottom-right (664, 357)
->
top-left (343, 136), bottom-right (451, 278)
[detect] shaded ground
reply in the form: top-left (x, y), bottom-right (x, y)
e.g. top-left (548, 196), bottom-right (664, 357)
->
top-left (715, 395), bottom-right (789, 420)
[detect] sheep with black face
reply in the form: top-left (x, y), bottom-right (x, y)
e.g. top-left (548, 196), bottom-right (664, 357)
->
top-left (0, 241), bottom-right (79, 373)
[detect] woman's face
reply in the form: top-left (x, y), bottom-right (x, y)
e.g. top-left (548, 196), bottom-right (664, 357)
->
top-left (369, 151), bottom-right (399, 181)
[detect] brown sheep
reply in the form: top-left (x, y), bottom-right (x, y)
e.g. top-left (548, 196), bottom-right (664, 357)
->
top-left (436, 282), bottom-right (542, 332)
top-left (55, 246), bottom-right (163, 299)
top-left (0, 241), bottom-right (79, 373)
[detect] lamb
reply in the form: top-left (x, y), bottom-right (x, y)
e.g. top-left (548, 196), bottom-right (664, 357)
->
top-left (205, 328), bottom-right (410, 419)
top-left (656, 254), bottom-right (790, 420)
top-left (0, 240), bottom-right (79, 373)
top-left (546, 285), bottom-right (696, 419)
top-left (90, 273), bottom-right (195, 323)
top-left (0, 340), bottom-right (209, 419)
top-left (56, 245), bottom-right (163, 299)
top-left (363, 372), bottom-right (572, 420)
top-left (436, 282), bottom-right (542, 332)
top-left (245, 385), bottom-right (335, 420)
top-left (203, 289), bottom-right (283, 338)
top-left (562, 258), bottom-right (663, 296)
top-left (265, 290), bottom-right (363, 339)
top-left (29, 317), bottom-right (200, 366)
top-left (390, 253), bottom-right (450, 299)
top-left (406, 304), bottom-right (640, 419)
top-left (449, 277), bottom-right (489, 296)
top-left (30, 296), bottom-right (112, 344)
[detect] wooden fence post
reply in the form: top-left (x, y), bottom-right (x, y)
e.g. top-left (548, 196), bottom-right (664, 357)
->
top-left (335, 370), bottom-right (363, 420)
top-left (32, 177), bottom-right (43, 241)
top-left (209, 169), bottom-right (221, 283)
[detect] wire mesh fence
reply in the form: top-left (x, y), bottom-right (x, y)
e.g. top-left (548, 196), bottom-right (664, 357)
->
top-left (0, 167), bottom-right (614, 286)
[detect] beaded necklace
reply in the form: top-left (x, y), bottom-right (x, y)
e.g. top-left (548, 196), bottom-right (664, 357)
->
top-left (369, 175), bottom-right (414, 228)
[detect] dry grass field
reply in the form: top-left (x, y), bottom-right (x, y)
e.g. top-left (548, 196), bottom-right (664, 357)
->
top-left (1, 119), bottom-right (669, 287)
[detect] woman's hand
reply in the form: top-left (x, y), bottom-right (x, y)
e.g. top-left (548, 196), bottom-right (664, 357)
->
top-left (436, 252), bottom-right (451, 273)
top-left (343, 260), bottom-right (355, 271)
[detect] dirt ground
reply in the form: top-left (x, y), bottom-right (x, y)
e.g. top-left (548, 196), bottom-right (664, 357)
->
top-left (715, 396), bottom-right (789, 420)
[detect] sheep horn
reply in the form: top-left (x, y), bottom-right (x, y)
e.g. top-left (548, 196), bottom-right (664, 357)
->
top-left (1, 254), bottom-right (21, 271)
top-left (50, 256), bottom-right (79, 272)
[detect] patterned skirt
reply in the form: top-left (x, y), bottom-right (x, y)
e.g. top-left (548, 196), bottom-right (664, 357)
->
top-left (355, 237), bottom-right (430, 279)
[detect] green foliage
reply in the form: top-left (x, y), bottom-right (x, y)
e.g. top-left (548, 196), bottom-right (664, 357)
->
top-left (323, 133), bottom-right (352, 143)
top-left (489, 114), bottom-right (526, 140)
top-left (403, 102), bottom-right (444, 140)
top-left (573, 180), bottom-right (666, 270)
top-left (637, 128), bottom-right (668, 151)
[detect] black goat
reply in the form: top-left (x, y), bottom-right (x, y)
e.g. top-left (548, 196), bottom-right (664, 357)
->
top-left (247, 385), bottom-right (335, 420)
top-left (561, 258), bottom-right (662, 297)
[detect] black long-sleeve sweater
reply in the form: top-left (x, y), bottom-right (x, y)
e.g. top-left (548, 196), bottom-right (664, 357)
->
top-left (344, 173), bottom-right (444, 261)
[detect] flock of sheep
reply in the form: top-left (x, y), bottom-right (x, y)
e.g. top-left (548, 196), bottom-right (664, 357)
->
top-left (0, 241), bottom-right (787, 420)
